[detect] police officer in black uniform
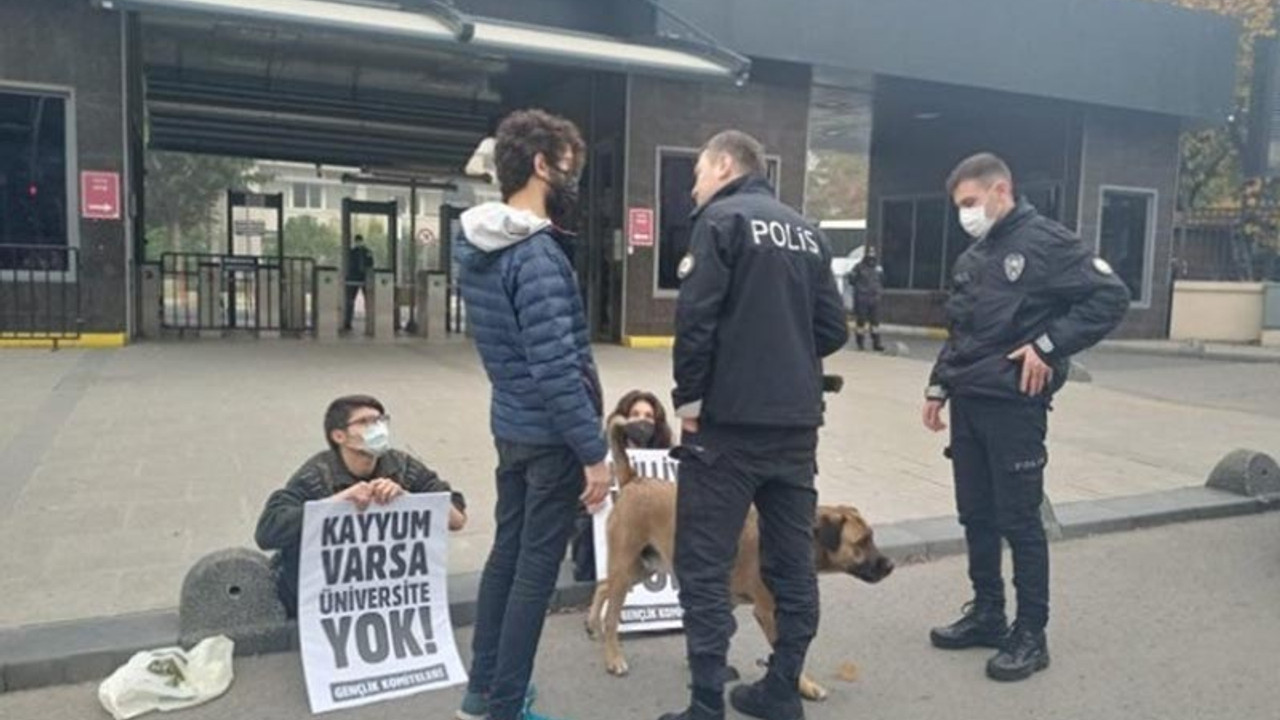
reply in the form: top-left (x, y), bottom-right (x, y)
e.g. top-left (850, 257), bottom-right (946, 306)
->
top-left (923, 153), bottom-right (1129, 682)
top-left (848, 245), bottom-right (885, 352)
top-left (660, 131), bottom-right (848, 720)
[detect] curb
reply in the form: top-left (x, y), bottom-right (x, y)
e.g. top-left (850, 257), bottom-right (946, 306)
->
top-left (1094, 340), bottom-right (1280, 365)
top-left (2, 487), bottom-right (1275, 695)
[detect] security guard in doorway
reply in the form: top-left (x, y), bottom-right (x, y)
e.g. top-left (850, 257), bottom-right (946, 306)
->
top-left (923, 153), bottom-right (1128, 682)
top-left (343, 234), bottom-right (375, 332)
top-left (661, 130), bottom-right (848, 720)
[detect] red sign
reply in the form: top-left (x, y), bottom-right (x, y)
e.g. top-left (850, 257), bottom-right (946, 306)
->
top-left (81, 171), bottom-right (121, 220)
top-left (628, 207), bottom-right (654, 248)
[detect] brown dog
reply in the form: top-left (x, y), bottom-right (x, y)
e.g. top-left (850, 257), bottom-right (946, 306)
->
top-left (585, 418), bottom-right (893, 701)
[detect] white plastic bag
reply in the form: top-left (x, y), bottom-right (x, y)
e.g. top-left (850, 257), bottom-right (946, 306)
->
top-left (97, 636), bottom-right (235, 720)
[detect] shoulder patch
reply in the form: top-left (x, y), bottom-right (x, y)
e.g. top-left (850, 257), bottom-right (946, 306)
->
top-left (1003, 252), bottom-right (1026, 282)
top-left (677, 254), bottom-right (695, 280)
top-left (1093, 257), bottom-right (1114, 276)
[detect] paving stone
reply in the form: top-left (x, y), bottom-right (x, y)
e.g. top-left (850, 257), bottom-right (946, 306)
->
top-left (870, 524), bottom-right (928, 561)
top-left (1053, 501), bottom-right (1135, 539)
top-left (895, 516), bottom-right (966, 559)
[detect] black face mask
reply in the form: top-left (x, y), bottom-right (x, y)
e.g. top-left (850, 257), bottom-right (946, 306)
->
top-left (546, 168), bottom-right (581, 230)
top-left (623, 419), bottom-right (657, 448)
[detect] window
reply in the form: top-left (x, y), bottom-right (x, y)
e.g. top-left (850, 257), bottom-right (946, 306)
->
top-left (879, 195), bottom-right (955, 291)
top-left (804, 84), bottom-right (871, 222)
top-left (1, 89), bottom-right (71, 270)
top-left (291, 182), bottom-right (324, 209)
top-left (1098, 187), bottom-right (1155, 305)
top-left (655, 148), bottom-right (781, 293)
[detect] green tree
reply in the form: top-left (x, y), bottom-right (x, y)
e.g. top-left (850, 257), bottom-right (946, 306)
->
top-left (1144, 0), bottom-right (1277, 209)
top-left (144, 152), bottom-right (267, 258)
top-left (283, 215), bottom-right (342, 266)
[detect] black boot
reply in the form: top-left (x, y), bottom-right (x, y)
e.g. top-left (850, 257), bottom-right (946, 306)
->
top-left (986, 623), bottom-right (1050, 682)
top-left (930, 602), bottom-right (1008, 650)
top-left (729, 672), bottom-right (803, 720)
top-left (658, 688), bottom-right (724, 720)
top-left (855, 333), bottom-right (866, 351)
top-left (871, 333), bottom-right (885, 352)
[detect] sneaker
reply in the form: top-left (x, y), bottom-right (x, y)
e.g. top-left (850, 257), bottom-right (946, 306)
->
top-left (456, 684), bottom-right (538, 720)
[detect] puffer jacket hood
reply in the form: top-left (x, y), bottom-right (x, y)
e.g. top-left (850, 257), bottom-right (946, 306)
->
top-left (458, 202), bottom-right (551, 259)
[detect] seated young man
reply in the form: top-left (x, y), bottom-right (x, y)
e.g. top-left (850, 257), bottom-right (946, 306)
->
top-left (255, 394), bottom-right (467, 617)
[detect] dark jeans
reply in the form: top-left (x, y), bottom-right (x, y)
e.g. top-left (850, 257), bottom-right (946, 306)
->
top-left (569, 509), bottom-right (596, 582)
top-left (949, 396), bottom-right (1050, 630)
top-left (343, 282), bottom-right (364, 330)
top-left (674, 424), bottom-right (819, 695)
top-left (467, 440), bottom-right (583, 720)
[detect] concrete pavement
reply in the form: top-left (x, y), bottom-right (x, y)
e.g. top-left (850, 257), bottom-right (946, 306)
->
top-left (2, 513), bottom-right (1277, 719)
top-left (2, 338), bottom-right (1280, 628)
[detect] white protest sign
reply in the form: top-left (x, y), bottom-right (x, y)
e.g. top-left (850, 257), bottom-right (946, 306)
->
top-left (593, 448), bottom-right (684, 634)
top-left (298, 493), bottom-right (466, 714)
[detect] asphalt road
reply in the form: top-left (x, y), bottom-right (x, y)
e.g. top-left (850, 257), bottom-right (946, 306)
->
top-left (4, 513), bottom-right (1277, 720)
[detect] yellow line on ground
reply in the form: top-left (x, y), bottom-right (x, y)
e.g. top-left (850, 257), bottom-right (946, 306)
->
top-left (0, 333), bottom-right (126, 349)
top-left (623, 336), bottom-right (674, 349)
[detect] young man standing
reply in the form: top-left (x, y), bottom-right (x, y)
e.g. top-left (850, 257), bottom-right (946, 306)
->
top-left (454, 109), bottom-right (611, 720)
top-left (924, 153), bottom-right (1128, 681)
top-left (254, 395), bottom-right (467, 617)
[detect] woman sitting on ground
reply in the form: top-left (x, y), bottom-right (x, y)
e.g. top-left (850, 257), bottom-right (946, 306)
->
top-left (570, 390), bottom-right (674, 581)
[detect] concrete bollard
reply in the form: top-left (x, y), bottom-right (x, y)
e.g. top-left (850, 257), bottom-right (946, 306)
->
top-left (1206, 449), bottom-right (1280, 498)
top-left (179, 548), bottom-right (292, 654)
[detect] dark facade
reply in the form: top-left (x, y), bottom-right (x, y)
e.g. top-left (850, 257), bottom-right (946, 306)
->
top-left (622, 62), bottom-right (811, 336)
top-left (0, 0), bottom-right (1239, 343)
top-left (1, 0), bottom-right (128, 336)
top-left (863, 77), bottom-right (1180, 337)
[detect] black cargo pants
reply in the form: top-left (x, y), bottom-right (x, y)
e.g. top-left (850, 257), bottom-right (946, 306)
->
top-left (673, 424), bottom-right (819, 695)
top-left (949, 396), bottom-right (1050, 630)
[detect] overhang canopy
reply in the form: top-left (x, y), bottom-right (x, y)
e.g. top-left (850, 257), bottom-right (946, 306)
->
top-left (657, 0), bottom-right (1239, 121)
top-left (99, 0), bottom-right (750, 82)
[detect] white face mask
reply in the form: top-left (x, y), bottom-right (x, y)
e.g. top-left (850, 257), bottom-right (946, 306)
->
top-left (361, 421), bottom-right (391, 457)
top-left (959, 204), bottom-right (995, 240)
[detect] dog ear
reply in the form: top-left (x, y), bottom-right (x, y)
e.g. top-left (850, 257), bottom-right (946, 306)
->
top-left (815, 513), bottom-right (844, 552)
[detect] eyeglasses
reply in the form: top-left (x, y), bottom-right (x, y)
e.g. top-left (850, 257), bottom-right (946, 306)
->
top-left (346, 414), bottom-right (390, 429)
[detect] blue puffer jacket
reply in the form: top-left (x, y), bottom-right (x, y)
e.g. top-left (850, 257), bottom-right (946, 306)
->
top-left (456, 203), bottom-right (607, 465)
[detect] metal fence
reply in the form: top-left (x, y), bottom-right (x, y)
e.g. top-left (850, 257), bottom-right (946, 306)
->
top-left (160, 253), bottom-right (315, 333)
top-left (0, 244), bottom-right (82, 343)
top-left (1175, 208), bottom-right (1280, 282)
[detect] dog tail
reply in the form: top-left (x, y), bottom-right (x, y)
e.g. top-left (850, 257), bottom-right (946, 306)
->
top-left (607, 416), bottom-right (638, 489)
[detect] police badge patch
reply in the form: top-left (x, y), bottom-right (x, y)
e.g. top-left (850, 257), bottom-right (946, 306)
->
top-left (1003, 252), bottom-right (1026, 282)
top-left (1093, 257), bottom-right (1114, 275)
top-left (677, 254), bottom-right (695, 280)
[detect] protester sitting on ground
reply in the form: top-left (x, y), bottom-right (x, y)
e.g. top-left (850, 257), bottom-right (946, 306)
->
top-left (255, 395), bottom-right (467, 617)
top-left (571, 390), bottom-right (675, 582)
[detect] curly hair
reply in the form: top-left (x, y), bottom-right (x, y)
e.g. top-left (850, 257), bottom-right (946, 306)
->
top-left (607, 390), bottom-right (674, 449)
top-left (493, 109), bottom-right (585, 201)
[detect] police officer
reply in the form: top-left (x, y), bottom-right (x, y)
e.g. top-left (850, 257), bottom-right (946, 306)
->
top-left (923, 153), bottom-right (1128, 681)
top-left (660, 130), bottom-right (848, 720)
top-left (848, 245), bottom-right (885, 352)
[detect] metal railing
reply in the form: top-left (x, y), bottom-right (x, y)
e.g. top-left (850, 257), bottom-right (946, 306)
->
top-left (160, 252), bottom-right (316, 333)
top-left (0, 244), bottom-right (82, 344)
top-left (1175, 208), bottom-right (1280, 282)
